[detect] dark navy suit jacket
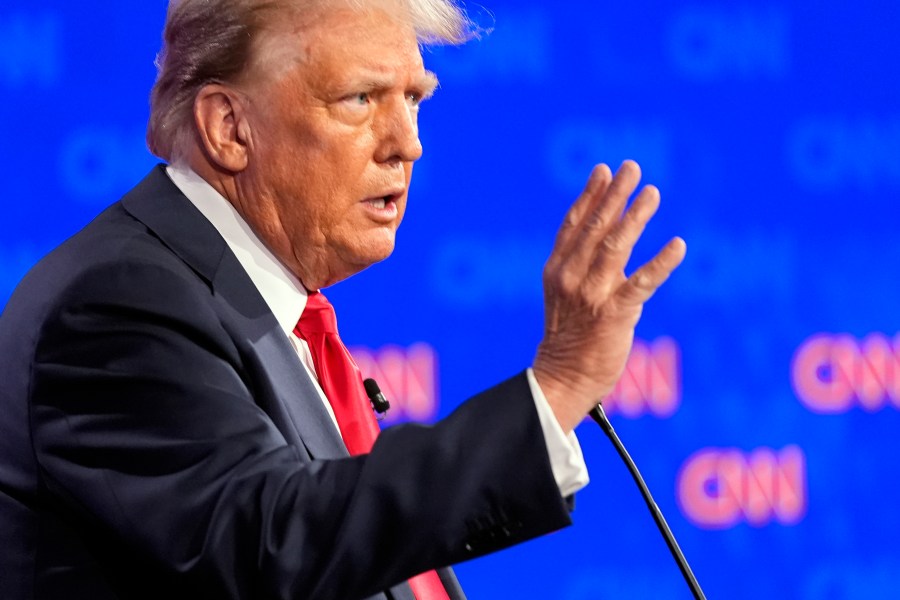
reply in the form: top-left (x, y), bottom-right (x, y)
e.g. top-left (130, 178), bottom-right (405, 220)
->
top-left (0, 166), bottom-right (572, 599)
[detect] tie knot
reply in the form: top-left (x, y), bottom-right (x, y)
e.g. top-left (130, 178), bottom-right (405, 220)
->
top-left (296, 291), bottom-right (338, 335)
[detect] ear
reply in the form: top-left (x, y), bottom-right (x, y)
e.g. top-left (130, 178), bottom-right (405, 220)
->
top-left (193, 84), bottom-right (251, 172)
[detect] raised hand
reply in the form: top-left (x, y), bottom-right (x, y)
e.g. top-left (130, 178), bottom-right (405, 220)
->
top-left (533, 160), bottom-right (686, 433)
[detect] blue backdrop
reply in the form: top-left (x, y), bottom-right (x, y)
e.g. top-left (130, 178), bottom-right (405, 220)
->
top-left (2, 1), bottom-right (899, 598)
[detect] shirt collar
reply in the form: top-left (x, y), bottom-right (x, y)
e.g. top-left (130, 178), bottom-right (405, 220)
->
top-left (165, 164), bottom-right (307, 336)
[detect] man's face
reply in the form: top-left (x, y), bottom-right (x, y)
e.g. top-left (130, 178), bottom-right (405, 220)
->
top-left (236, 5), bottom-right (437, 289)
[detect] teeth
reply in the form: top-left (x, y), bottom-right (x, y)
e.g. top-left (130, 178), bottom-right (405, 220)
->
top-left (370, 198), bottom-right (386, 209)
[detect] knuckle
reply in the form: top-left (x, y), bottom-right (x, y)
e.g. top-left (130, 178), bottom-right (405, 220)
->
top-left (543, 256), bottom-right (560, 277)
top-left (563, 211), bottom-right (580, 228)
top-left (633, 271), bottom-right (652, 289)
top-left (623, 205), bottom-right (643, 227)
top-left (544, 263), bottom-right (579, 296)
top-left (558, 271), bottom-right (582, 296)
top-left (584, 210), bottom-right (607, 231)
top-left (601, 230), bottom-right (625, 253)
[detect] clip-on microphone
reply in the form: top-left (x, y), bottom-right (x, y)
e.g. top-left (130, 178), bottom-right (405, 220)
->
top-left (363, 378), bottom-right (391, 419)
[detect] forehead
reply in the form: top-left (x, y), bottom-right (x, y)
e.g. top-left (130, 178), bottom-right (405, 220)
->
top-left (255, 4), bottom-right (425, 87)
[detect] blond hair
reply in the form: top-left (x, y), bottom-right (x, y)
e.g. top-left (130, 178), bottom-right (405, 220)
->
top-left (147, 0), bottom-right (473, 163)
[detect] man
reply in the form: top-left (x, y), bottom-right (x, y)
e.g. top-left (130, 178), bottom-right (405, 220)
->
top-left (0, 0), bottom-right (686, 598)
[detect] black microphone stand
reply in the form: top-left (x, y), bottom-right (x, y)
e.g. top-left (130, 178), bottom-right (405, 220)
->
top-left (589, 404), bottom-right (707, 600)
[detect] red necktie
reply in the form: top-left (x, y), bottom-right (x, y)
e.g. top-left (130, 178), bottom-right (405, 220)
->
top-left (293, 291), bottom-right (450, 599)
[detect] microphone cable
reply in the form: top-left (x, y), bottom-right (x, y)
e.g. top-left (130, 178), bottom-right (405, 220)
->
top-left (590, 404), bottom-right (707, 600)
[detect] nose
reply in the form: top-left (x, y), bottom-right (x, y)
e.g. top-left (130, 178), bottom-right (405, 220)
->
top-left (374, 96), bottom-right (423, 166)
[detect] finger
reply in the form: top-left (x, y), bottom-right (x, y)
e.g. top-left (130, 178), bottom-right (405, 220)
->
top-left (550, 163), bottom-right (613, 257)
top-left (568, 163), bottom-right (613, 230)
top-left (562, 160), bottom-right (642, 276)
top-left (584, 183), bottom-right (661, 297)
top-left (615, 236), bottom-right (687, 307)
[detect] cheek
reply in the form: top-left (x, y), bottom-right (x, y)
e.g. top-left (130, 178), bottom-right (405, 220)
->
top-left (309, 134), bottom-right (375, 195)
top-left (279, 202), bottom-right (321, 246)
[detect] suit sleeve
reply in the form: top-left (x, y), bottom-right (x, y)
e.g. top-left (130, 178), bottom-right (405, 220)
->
top-left (29, 259), bottom-right (572, 600)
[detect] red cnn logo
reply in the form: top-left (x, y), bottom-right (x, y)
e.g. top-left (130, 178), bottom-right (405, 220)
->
top-left (791, 333), bottom-right (900, 414)
top-left (603, 337), bottom-right (681, 418)
top-left (677, 446), bottom-right (807, 529)
top-left (350, 343), bottom-right (439, 423)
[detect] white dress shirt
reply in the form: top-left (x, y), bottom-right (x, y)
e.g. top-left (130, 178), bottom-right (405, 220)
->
top-left (166, 165), bottom-right (589, 497)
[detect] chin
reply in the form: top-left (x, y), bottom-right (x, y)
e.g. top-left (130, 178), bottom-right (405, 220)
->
top-left (360, 230), bottom-right (396, 263)
top-left (360, 242), bottom-right (395, 267)
top-left (332, 237), bottom-right (396, 282)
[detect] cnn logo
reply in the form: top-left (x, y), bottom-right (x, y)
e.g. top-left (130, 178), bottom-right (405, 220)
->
top-left (350, 343), bottom-right (439, 423)
top-left (677, 446), bottom-right (807, 529)
top-left (791, 333), bottom-right (900, 414)
top-left (603, 337), bottom-right (681, 418)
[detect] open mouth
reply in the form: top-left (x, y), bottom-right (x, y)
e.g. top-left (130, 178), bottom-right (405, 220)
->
top-left (362, 192), bottom-right (402, 221)
top-left (367, 195), bottom-right (394, 209)
top-left (364, 190), bottom-right (403, 208)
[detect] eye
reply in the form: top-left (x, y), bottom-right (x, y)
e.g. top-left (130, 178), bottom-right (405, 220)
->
top-left (344, 92), bottom-right (370, 106)
top-left (406, 91), bottom-right (424, 108)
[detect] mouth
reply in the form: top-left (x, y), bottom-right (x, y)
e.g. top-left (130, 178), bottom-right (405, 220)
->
top-left (366, 195), bottom-right (393, 210)
top-left (361, 191), bottom-right (403, 222)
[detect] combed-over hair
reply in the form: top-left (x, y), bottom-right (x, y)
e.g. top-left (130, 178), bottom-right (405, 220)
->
top-left (146, 0), bottom-right (473, 163)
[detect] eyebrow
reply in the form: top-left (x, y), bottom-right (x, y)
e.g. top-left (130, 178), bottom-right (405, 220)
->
top-left (346, 69), bottom-right (440, 98)
top-left (419, 70), bottom-right (440, 98)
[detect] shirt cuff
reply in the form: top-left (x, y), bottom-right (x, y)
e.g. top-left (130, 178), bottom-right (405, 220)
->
top-left (526, 368), bottom-right (590, 498)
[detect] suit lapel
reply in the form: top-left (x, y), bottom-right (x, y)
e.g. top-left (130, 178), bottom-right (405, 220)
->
top-left (120, 167), bottom-right (464, 599)
top-left (120, 165), bottom-right (347, 460)
top-left (212, 248), bottom-right (348, 460)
